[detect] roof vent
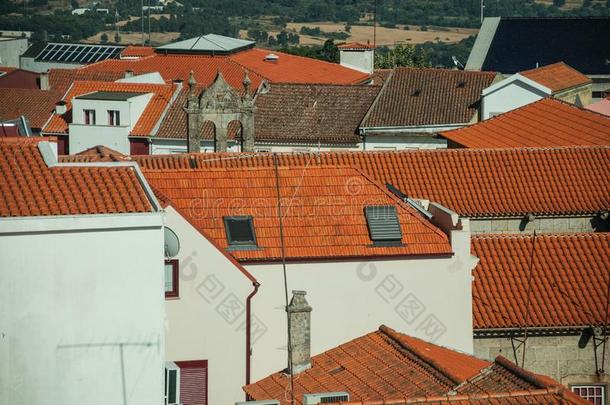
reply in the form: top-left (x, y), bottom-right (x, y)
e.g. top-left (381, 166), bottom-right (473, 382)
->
top-left (264, 53), bottom-right (279, 62)
top-left (411, 89), bottom-right (421, 97)
top-left (364, 205), bottom-right (403, 246)
top-left (303, 392), bottom-right (349, 404)
top-left (457, 80), bottom-right (467, 88)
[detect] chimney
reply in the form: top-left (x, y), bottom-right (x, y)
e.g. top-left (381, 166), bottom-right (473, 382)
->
top-left (124, 69), bottom-right (134, 79)
top-left (55, 101), bottom-right (67, 115)
top-left (39, 71), bottom-right (49, 90)
top-left (287, 290), bottom-right (312, 374)
top-left (241, 71), bottom-right (255, 152)
top-left (184, 71), bottom-right (201, 153)
top-left (339, 44), bottom-right (375, 74)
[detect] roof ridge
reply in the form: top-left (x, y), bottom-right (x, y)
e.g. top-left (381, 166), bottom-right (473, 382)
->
top-left (472, 232), bottom-right (609, 240)
top-left (493, 356), bottom-right (557, 389)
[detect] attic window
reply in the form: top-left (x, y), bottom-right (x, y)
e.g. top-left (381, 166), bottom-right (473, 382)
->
top-left (365, 205), bottom-right (403, 246)
top-left (224, 216), bottom-right (257, 250)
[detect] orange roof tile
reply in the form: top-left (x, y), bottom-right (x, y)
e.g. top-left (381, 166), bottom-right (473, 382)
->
top-left (143, 165), bottom-right (451, 262)
top-left (120, 45), bottom-right (155, 58)
top-left (0, 88), bottom-right (61, 129)
top-left (337, 42), bottom-right (376, 50)
top-left (520, 62), bottom-right (591, 93)
top-left (586, 98), bottom-right (610, 117)
top-left (472, 233), bottom-right (610, 330)
top-left (48, 68), bottom-right (124, 94)
top-left (80, 49), bottom-right (369, 91)
top-left (43, 80), bottom-right (175, 136)
top-left (0, 138), bottom-right (153, 217)
top-left (440, 98), bottom-right (610, 148)
top-left (244, 326), bottom-right (584, 405)
top-left (126, 147), bottom-right (610, 218)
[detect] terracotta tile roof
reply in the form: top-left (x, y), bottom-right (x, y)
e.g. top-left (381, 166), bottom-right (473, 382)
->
top-left (253, 83), bottom-right (379, 144)
top-left (244, 326), bottom-right (585, 405)
top-left (586, 98), bottom-right (610, 117)
top-left (361, 68), bottom-right (496, 128)
top-left (337, 42), bottom-right (376, 50)
top-left (0, 88), bottom-right (61, 129)
top-left (130, 147), bottom-right (610, 218)
top-left (66, 145), bottom-right (131, 161)
top-left (143, 165), bottom-right (451, 262)
top-left (43, 80), bottom-right (176, 136)
top-left (440, 98), bottom-right (610, 148)
top-left (471, 233), bottom-right (610, 330)
top-left (120, 46), bottom-right (155, 58)
top-left (0, 138), bottom-right (153, 217)
top-left (0, 68), bottom-right (40, 89)
top-left (520, 62), bottom-right (591, 93)
top-left (80, 49), bottom-right (369, 92)
top-left (48, 68), bottom-right (124, 94)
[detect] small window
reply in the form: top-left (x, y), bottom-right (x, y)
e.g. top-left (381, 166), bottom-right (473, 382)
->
top-left (84, 109), bottom-right (96, 125)
top-left (164, 362), bottom-right (180, 405)
top-left (365, 205), bottom-right (403, 246)
top-left (108, 110), bottom-right (120, 126)
top-left (165, 260), bottom-right (179, 298)
top-left (572, 385), bottom-right (605, 405)
top-left (224, 216), bottom-right (257, 249)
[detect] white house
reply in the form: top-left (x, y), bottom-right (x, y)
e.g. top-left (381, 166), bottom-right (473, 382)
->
top-left (0, 138), bottom-right (165, 405)
top-left (144, 164), bottom-right (478, 401)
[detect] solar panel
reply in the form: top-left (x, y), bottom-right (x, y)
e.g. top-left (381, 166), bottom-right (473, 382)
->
top-left (364, 205), bottom-right (403, 245)
top-left (34, 43), bottom-right (124, 64)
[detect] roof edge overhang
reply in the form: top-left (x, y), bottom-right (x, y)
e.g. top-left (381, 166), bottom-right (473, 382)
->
top-left (238, 251), bottom-right (454, 265)
top-left (154, 42), bottom-right (255, 56)
top-left (481, 73), bottom-right (552, 96)
top-left (360, 123), bottom-right (468, 134)
top-left (473, 326), bottom-right (601, 338)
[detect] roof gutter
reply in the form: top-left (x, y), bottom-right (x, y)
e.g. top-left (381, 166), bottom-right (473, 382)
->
top-left (245, 281), bottom-right (260, 387)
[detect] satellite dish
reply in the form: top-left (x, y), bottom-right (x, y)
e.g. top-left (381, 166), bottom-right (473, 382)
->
top-left (164, 227), bottom-right (180, 258)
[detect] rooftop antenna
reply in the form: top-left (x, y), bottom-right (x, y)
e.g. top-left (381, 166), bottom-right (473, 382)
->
top-left (480, 0), bottom-right (485, 24)
top-left (373, 0), bottom-right (377, 48)
top-left (452, 56), bottom-right (464, 70)
top-left (147, 0), bottom-right (151, 45)
top-left (141, 0), bottom-right (145, 45)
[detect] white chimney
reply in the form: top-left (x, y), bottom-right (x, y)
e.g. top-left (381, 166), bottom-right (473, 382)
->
top-left (124, 69), bottom-right (134, 79)
top-left (55, 101), bottom-right (67, 115)
top-left (39, 71), bottom-right (49, 90)
top-left (338, 42), bottom-right (375, 74)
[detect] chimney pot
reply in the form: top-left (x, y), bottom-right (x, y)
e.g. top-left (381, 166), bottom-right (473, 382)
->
top-left (124, 69), bottom-right (134, 78)
top-left (287, 290), bottom-right (312, 375)
top-left (55, 101), bottom-right (67, 115)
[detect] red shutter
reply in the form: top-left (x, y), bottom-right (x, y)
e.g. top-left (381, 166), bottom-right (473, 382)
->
top-left (57, 135), bottom-right (69, 155)
top-left (175, 360), bottom-right (208, 405)
top-left (129, 138), bottom-right (150, 155)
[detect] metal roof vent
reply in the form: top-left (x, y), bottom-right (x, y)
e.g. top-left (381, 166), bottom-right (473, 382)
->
top-left (303, 392), bottom-right (349, 404)
top-left (364, 205), bottom-right (403, 246)
top-left (264, 53), bottom-right (279, 62)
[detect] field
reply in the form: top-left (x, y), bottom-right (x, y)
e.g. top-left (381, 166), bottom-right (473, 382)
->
top-left (240, 22), bottom-right (477, 47)
top-left (84, 30), bottom-right (180, 46)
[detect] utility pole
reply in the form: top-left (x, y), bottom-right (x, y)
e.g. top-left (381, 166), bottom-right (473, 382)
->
top-left (141, 0), bottom-right (144, 45)
top-left (373, 0), bottom-right (377, 48)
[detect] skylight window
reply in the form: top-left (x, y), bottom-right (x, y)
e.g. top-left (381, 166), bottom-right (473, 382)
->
top-left (365, 205), bottom-right (403, 246)
top-left (224, 216), bottom-right (257, 249)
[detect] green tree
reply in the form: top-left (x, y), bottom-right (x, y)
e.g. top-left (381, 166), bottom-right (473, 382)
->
top-left (100, 32), bottom-right (108, 43)
top-left (114, 32), bottom-right (121, 43)
top-left (375, 44), bottom-right (429, 68)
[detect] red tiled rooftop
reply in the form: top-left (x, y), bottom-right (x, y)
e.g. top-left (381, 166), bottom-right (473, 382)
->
top-left (48, 68), bottom-right (124, 94)
top-left (245, 326), bottom-right (584, 405)
top-left (0, 68), bottom-right (40, 89)
top-left (472, 233), bottom-right (610, 330)
top-left (520, 62), bottom-right (591, 93)
top-left (126, 147), bottom-right (610, 218)
top-left (586, 98), bottom-right (610, 117)
top-left (120, 45), bottom-right (155, 58)
top-left (43, 80), bottom-right (176, 136)
top-left (440, 98), bottom-right (610, 148)
top-left (0, 138), bottom-right (153, 217)
top-left (143, 165), bottom-right (451, 262)
top-left (0, 88), bottom-right (61, 129)
top-left (337, 42), bottom-right (376, 50)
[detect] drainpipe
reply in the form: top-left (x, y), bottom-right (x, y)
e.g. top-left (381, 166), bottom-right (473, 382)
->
top-left (245, 281), bottom-right (260, 386)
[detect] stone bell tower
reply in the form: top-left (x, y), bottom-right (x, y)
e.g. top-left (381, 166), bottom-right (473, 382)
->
top-left (184, 71), bottom-right (202, 153)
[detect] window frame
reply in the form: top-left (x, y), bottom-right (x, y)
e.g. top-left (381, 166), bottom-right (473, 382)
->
top-left (164, 259), bottom-right (179, 299)
top-left (571, 384), bottom-right (606, 405)
top-left (83, 109), bottom-right (96, 125)
top-left (108, 109), bottom-right (120, 126)
top-left (164, 361), bottom-right (180, 405)
top-left (364, 205), bottom-right (404, 247)
top-left (223, 215), bottom-right (258, 249)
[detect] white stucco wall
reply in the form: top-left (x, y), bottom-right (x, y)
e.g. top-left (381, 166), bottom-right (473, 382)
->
top-left (245, 228), bottom-right (477, 381)
top-left (20, 57), bottom-right (82, 73)
top-left (69, 94), bottom-right (152, 154)
top-left (0, 213), bottom-right (165, 405)
top-left (0, 38), bottom-right (29, 68)
top-left (163, 206), bottom-right (256, 405)
top-left (481, 79), bottom-right (548, 120)
top-left (339, 49), bottom-right (374, 74)
top-left (364, 135), bottom-right (448, 150)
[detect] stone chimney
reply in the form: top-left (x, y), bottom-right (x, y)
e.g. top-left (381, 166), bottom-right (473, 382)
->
top-left (39, 71), bottom-right (49, 90)
top-left (287, 290), bottom-right (312, 374)
top-left (241, 71), bottom-right (255, 152)
top-left (184, 71), bottom-right (201, 153)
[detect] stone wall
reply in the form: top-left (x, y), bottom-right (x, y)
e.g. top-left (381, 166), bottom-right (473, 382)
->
top-left (469, 215), bottom-right (606, 234)
top-left (555, 83), bottom-right (593, 107)
top-left (474, 335), bottom-right (610, 387)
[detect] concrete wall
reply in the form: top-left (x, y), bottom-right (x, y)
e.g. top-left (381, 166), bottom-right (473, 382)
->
top-left (0, 213), bottom-right (165, 405)
top-left (20, 57), bottom-right (81, 73)
top-left (0, 38), bottom-right (29, 68)
top-left (364, 135), bottom-right (448, 150)
top-left (69, 94), bottom-right (152, 154)
top-left (245, 227), bottom-right (477, 381)
top-left (481, 79), bottom-right (548, 120)
top-left (163, 206), bottom-right (255, 405)
top-left (469, 216), bottom-right (604, 234)
top-left (339, 49), bottom-right (374, 74)
top-left (475, 335), bottom-right (610, 389)
top-left (555, 84), bottom-right (593, 107)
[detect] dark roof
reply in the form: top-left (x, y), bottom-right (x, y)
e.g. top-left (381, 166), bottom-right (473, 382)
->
top-left (75, 91), bottom-right (145, 101)
top-left (21, 42), bottom-right (46, 58)
top-left (0, 88), bottom-right (60, 129)
top-left (0, 68), bottom-right (40, 89)
top-left (481, 17), bottom-right (610, 75)
top-left (361, 68), bottom-right (496, 128)
top-left (155, 83), bottom-right (380, 145)
top-left (253, 83), bottom-right (380, 144)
